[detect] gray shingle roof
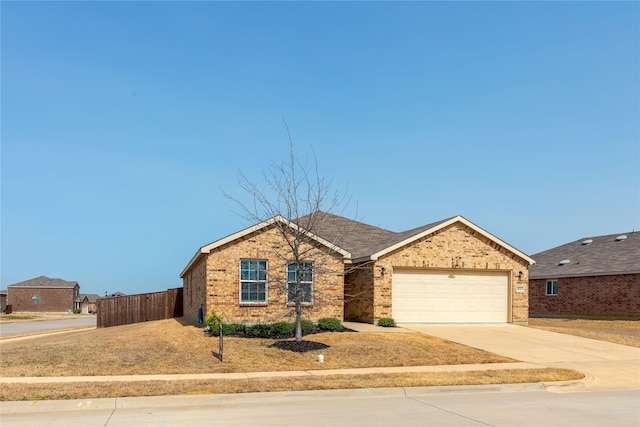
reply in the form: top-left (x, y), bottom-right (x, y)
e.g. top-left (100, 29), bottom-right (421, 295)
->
top-left (295, 212), bottom-right (456, 259)
top-left (530, 232), bottom-right (640, 279)
top-left (295, 212), bottom-right (397, 259)
top-left (7, 276), bottom-right (79, 289)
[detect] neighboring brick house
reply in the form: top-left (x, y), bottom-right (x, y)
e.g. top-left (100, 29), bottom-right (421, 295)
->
top-left (7, 276), bottom-right (80, 313)
top-left (529, 232), bottom-right (640, 318)
top-left (181, 212), bottom-right (533, 325)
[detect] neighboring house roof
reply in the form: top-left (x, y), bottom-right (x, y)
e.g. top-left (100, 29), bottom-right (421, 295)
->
top-left (530, 232), bottom-right (640, 279)
top-left (103, 292), bottom-right (126, 297)
top-left (76, 294), bottom-right (100, 303)
top-left (7, 276), bottom-right (79, 289)
top-left (181, 212), bottom-right (534, 277)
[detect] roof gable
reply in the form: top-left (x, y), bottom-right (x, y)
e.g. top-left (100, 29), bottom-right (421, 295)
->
top-left (8, 276), bottom-right (79, 289)
top-left (180, 215), bottom-right (352, 277)
top-left (365, 215), bottom-right (534, 264)
top-left (530, 232), bottom-right (640, 279)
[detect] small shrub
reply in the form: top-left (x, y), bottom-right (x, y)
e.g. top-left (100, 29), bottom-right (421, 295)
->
top-left (247, 323), bottom-right (272, 338)
top-left (205, 310), bottom-right (223, 335)
top-left (377, 317), bottom-right (397, 327)
top-left (270, 321), bottom-right (295, 337)
top-left (301, 319), bottom-right (317, 335)
top-left (222, 322), bottom-right (246, 336)
top-left (72, 308), bottom-right (81, 314)
top-left (317, 317), bottom-right (343, 332)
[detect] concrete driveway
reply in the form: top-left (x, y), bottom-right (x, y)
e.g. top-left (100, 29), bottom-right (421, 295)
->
top-left (402, 324), bottom-right (640, 392)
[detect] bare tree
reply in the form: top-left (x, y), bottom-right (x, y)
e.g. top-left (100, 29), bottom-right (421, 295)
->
top-left (224, 124), bottom-right (349, 341)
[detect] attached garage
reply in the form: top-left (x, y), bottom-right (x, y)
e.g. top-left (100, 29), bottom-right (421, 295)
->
top-left (392, 269), bottom-right (510, 323)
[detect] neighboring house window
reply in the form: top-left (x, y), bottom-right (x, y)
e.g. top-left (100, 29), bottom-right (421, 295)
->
top-left (240, 259), bottom-right (267, 303)
top-left (546, 280), bottom-right (558, 296)
top-left (287, 262), bottom-right (313, 304)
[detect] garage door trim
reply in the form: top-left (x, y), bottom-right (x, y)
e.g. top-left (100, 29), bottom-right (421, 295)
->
top-left (392, 268), bottom-right (512, 323)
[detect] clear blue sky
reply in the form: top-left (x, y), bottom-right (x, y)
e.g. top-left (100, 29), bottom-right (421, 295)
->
top-left (2, 2), bottom-right (638, 296)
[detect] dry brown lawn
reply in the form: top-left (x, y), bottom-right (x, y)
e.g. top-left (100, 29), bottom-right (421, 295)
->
top-left (527, 318), bottom-right (640, 347)
top-left (0, 318), bottom-right (514, 377)
top-left (0, 318), bottom-right (585, 401)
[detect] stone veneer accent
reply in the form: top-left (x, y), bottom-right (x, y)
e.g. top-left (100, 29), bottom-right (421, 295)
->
top-left (529, 273), bottom-right (640, 317)
top-left (345, 223), bottom-right (530, 323)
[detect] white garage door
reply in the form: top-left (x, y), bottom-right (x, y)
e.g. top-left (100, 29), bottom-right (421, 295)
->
top-left (392, 269), bottom-right (509, 323)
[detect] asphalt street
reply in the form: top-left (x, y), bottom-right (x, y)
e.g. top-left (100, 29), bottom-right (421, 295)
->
top-left (0, 316), bottom-right (96, 337)
top-left (1, 387), bottom-right (638, 427)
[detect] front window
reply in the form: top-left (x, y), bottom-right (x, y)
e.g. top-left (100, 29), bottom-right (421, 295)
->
top-left (287, 262), bottom-right (313, 304)
top-left (240, 259), bottom-right (267, 303)
top-left (546, 280), bottom-right (558, 296)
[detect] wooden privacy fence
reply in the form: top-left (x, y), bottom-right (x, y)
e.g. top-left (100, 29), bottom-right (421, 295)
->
top-left (97, 287), bottom-right (183, 328)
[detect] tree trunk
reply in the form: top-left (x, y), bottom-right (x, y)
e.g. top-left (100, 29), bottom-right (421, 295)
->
top-left (295, 300), bottom-right (302, 341)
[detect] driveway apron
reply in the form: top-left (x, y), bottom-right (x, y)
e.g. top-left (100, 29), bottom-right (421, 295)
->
top-left (402, 324), bottom-right (640, 392)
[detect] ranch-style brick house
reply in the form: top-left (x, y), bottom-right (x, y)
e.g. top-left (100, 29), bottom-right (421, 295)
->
top-left (181, 212), bottom-right (534, 325)
top-left (529, 232), bottom-right (640, 318)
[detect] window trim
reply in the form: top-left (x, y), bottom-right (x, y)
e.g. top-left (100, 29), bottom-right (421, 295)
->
top-left (545, 279), bottom-right (558, 296)
top-left (239, 259), bottom-right (268, 304)
top-left (286, 261), bottom-right (314, 305)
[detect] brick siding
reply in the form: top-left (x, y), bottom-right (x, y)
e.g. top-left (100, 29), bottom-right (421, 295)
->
top-left (529, 273), bottom-right (640, 317)
top-left (344, 262), bottom-right (375, 323)
top-left (183, 225), bottom-right (344, 324)
top-left (7, 286), bottom-right (78, 313)
top-left (183, 257), bottom-right (207, 324)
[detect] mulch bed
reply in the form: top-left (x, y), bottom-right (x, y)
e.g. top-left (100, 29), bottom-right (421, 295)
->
top-left (269, 340), bottom-right (330, 353)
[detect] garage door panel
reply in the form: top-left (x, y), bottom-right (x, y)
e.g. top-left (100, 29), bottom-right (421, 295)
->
top-left (392, 269), bottom-right (508, 323)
